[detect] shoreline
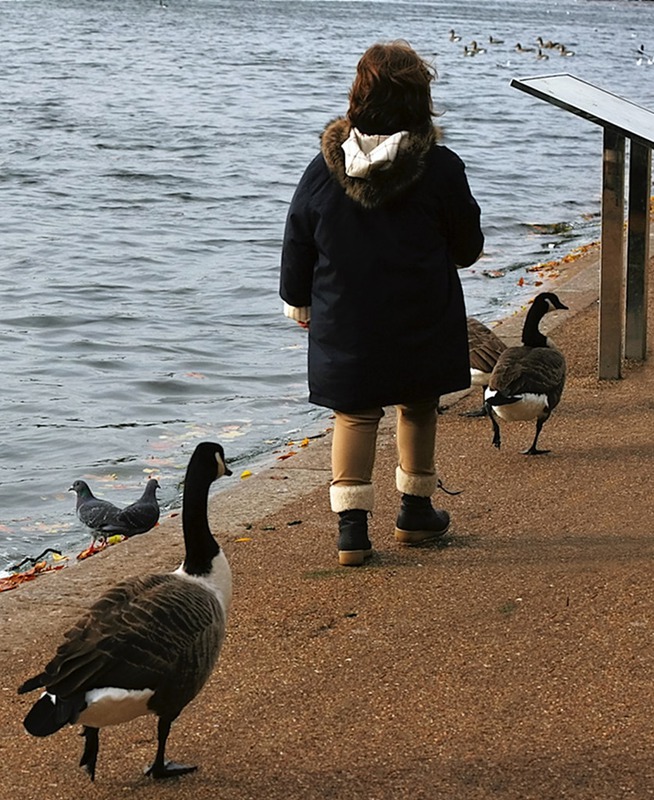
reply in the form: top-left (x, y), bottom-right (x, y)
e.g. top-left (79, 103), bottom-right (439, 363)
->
top-left (0, 235), bottom-right (603, 590)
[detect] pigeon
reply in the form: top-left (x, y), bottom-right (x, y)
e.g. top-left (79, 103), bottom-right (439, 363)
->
top-left (100, 479), bottom-right (160, 538)
top-left (70, 479), bottom-right (160, 542)
top-left (69, 480), bottom-right (122, 543)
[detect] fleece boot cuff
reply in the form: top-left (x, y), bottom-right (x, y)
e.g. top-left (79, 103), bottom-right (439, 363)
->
top-left (329, 483), bottom-right (374, 513)
top-left (395, 466), bottom-right (437, 497)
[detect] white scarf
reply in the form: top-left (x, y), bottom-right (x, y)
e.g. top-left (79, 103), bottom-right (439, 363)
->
top-left (341, 127), bottom-right (409, 179)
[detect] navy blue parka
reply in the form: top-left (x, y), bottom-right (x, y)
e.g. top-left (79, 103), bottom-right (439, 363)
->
top-left (280, 118), bottom-right (483, 413)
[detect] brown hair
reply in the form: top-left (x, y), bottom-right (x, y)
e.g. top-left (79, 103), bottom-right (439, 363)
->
top-left (347, 41), bottom-right (435, 135)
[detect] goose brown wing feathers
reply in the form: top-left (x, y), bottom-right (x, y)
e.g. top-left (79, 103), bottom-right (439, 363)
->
top-left (22, 574), bottom-right (225, 704)
top-left (490, 346), bottom-right (566, 398)
top-left (467, 318), bottom-right (507, 373)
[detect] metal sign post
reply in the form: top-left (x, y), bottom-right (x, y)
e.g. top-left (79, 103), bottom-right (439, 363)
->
top-left (511, 73), bottom-right (654, 379)
top-left (626, 141), bottom-right (652, 361)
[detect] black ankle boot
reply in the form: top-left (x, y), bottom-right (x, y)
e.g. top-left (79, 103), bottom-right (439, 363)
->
top-left (394, 494), bottom-right (450, 545)
top-left (338, 509), bottom-right (372, 566)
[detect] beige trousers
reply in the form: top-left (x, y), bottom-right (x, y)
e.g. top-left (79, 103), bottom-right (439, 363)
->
top-left (329, 400), bottom-right (439, 513)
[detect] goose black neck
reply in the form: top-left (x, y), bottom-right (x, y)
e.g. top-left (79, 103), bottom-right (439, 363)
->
top-left (521, 301), bottom-right (549, 347)
top-left (182, 470), bottom-right (219, 577)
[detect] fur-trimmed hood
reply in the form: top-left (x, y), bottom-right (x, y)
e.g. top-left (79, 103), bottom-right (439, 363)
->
top-left (321, 118), bottom-right (440, 209)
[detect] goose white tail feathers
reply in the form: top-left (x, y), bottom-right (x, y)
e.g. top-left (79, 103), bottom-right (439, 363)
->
top-left (19, 441), bottom-right (233, 782)
top-left (484, 292), bottom-right (568, 454)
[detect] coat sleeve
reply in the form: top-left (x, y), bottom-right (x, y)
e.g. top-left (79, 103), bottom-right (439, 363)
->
top-left (439, 150), bottom-right (484, 269)
top-left (279, 161), bottom-right (320, 314)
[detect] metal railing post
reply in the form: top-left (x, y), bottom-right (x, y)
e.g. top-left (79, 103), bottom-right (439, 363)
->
top-left (598, 127), bottom-right (625, 380)
top-left (625, 140), bottom-right (652, 361)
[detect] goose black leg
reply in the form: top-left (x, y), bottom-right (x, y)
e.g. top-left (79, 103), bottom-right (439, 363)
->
top-left (523, 418), bottom-right (550, 455)
top-left (79, 726), bottom-right (100, 782)
top-left (486, 402), bottom-right (501, 448)
top-left (146, 717), bottom-right (197, 779)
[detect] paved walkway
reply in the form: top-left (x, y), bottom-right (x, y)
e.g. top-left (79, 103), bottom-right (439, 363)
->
top-left (2, 243), bottom-right (654, 799)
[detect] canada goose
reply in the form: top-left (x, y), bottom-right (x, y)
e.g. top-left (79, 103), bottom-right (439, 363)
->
top-left (19, 442), bottom-right (232, 781)
top-left (484, 292), bottom-right (568, 454)
top-left (448, 29), bottom-right (461, 42)
top-left (461, 317), bottom-right (507, 417)
top-left (489, 35), bottom-right (504, 44)
top-left (556, 43), bottom-right (575, 56)
top-left (536, 47), bottom-right (549, 60)
top-left (99, 478), bottom-right (161, 538)
top-left (515, 42), bottom-right (534, 53)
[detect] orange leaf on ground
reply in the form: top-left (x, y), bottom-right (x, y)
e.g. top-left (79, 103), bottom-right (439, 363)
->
top-left (277, 451), bottom-right (297, 461)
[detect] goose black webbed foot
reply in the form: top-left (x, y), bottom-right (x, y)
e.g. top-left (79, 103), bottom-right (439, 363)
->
top-left (145, 717), bottom-right (197, 780)
top-left (523, 420), bottom-right (549, 455)
top-left (522, 445), bottom-right (551, 456)
top-left (146, 760), bottom-right (198, 779)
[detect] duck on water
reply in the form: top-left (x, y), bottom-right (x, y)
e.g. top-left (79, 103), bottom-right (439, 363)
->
top-left (484, 292), bottom-right (568, 455)
top-left (18, 442), bottom-right (232, 781)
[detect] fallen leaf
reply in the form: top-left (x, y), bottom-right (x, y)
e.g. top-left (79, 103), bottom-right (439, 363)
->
top-left (277, 451), bottom-right (297, 461)
top-left (0, 562), bottom-right (66, 593)
top-left (240, 470), bottom-right (253, 479)
top-left (234, 537), bottom-right (252, 543)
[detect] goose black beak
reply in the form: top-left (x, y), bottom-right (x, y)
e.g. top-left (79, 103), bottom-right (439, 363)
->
top-left (224, 465), bottom-right (233, 477)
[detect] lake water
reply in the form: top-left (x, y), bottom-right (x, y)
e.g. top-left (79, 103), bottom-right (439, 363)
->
top-left (1, 0), bottom-right (653, 569)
